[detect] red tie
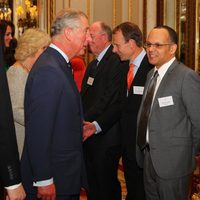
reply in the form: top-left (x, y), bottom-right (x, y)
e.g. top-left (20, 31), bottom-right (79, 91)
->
top-left (127, 63), bottom-right (134, 91)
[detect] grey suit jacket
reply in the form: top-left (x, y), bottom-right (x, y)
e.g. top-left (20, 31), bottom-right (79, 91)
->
top-left (136, 59), bottom-right (200, 179)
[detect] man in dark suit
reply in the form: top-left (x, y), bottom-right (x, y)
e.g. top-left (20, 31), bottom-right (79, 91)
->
top-left (0, 42), bottom-right (25, 200)
top-left (81, 21), bottom-right (127, 200)
top-left (136, 25), bottom-right (200, 200)
top-left (112, 22), bottom-right (153, 200)
top-left (21, 9), bottom-right (91, 200)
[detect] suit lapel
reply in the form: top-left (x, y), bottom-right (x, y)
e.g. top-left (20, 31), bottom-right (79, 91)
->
top-left (81, 45), bottom-right (114, 96)
top-left (46, 47), bottom-right (79, 97)
top-left (92, 45), bottom-right (113, 79)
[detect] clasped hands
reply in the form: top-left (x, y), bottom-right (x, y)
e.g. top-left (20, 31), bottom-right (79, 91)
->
top-left (83, 121), bottom-right (96, 142)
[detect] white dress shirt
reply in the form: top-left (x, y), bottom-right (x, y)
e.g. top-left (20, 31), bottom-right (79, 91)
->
top-left (146, 57), bottom-right (176, 143)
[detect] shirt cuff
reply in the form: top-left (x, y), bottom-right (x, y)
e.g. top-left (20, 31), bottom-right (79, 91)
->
top-left (93, 121), bottom-right (102, 134)
top-left (33, 178), bottom-right (53, 187)
top-left (5, 183), bottom-right (21, 190)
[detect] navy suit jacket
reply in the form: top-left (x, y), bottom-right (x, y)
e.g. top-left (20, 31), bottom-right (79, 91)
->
top-left (21, 47), bottom-right (87, 195)
top-left (0, 45), bottom-right (21, 187)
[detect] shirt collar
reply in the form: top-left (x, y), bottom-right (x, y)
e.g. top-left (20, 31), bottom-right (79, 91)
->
top-left (96, 44), bottom-right (111, 62)
top-left (49, 43), bottom-right (69, 63)
top-left (131, 48), bottom-right (146, 68)
top-left (129, 49), bottom-right (146, 74)
top-left (155, 57), bottom-right (176, 79)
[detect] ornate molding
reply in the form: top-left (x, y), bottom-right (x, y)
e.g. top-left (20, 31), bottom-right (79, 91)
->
top-left (195, 0), bottom-right (199, 73)
top-left (46, 0), bottom-right (55, 34)
top-left (128, 0), bottom-right (132, 21)
top-left (143, 0), bottom-right (147, 41)
top-left (112, 0), bottom-right (116, 28)
top-left (87, 0), bottom-right (90, 20)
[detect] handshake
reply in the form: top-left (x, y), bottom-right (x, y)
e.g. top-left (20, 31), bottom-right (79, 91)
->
top-left (82, 121), bottom-right (97, 142)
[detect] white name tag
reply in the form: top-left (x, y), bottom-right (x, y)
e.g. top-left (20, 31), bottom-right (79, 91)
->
top-left (87, 77), bottom-right (94, 86)
top-left (133, 86), bottom-right (144, 95)
top-left (158, 96), bottom-right (174, 107)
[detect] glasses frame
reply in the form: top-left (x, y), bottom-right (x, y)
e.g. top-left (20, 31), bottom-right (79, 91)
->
top-left (144, 42), bottom-right (174, 49)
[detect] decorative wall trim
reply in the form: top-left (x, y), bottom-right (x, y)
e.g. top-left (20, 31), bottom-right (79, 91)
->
top-left (185, 0), bottom-right (196, 70)
top-left (46, 0), bottom-right (55, 34)
top-left (156, 0), bottom-right (164, 25)
top-left (195, 0), bottom-right (199, 73)
top-left (112, 0), bottom-right (116, 28)
top-left (128, 0), bottom-right (132, 21)
top-left (87, 0), bottom-right (90, 20)
top-left (143, 0), bottom-right (147, 41)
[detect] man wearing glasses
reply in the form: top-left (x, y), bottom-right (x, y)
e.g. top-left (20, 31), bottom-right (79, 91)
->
top-left (136, 25), bottom-right (200, 200)
top-left (81, 21), bottom-right (127, 200)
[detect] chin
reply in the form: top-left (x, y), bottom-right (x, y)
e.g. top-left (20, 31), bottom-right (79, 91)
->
top-left (148, 59), bottom-right (156, 65)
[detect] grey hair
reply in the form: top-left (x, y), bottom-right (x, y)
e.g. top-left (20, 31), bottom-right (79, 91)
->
top-left (51, 9), bottom-right (87, 37)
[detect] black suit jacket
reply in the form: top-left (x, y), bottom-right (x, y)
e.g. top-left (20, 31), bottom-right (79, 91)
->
top-left (81, 45), bottom-right (128, 148)
top-left (21, 47), bottom-right (87, 195)
top-left (120, 55), bottom-right (153, 151)
top-left (0, 46), bottom-right (21, 187)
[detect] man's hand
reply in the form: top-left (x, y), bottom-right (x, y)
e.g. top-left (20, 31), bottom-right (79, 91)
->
top-left (6, 184), bottom-right (26, 200)
top-left (83, 121), bottom-right (96, 141)
top-left (37, 183), bottom-right (56, 200)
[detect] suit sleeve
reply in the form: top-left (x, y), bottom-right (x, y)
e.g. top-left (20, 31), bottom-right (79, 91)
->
top-left (0, 54), bottom-right (21, 187)
top-left (182, 70), bottom-right (200, 155)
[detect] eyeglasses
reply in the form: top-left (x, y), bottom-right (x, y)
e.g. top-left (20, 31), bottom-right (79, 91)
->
top-left (90, 32), bottom-right (105, 40)
top-left (144, 42), bottom-right (174, 49)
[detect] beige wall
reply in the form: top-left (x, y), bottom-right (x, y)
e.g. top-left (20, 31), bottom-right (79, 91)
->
top-left (52, 0), bottom-right (155, 30)
top-left (13, 0), bottom-right (157, 38)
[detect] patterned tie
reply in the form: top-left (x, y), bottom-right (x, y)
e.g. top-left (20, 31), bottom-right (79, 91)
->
top-left (127, 63), bottom-right (134, 91)
top-left (137, 70), bottom-right (159, 149)
top-left (89, 59), bottom-right (98, 76)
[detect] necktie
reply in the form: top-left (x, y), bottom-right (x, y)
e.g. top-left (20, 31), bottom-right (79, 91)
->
top-left (67, 62), bottom-right (73, 75)
top-left (89, 59), bottom-right (98, 76)
top-left (137, 70), bottom-right (159, 149)
top-left (127, 63), bottom-right (134, 91)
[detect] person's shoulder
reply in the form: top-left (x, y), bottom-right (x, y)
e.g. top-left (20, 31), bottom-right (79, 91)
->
top-left (175, 61), bottom-right (196, 74)
top-left (7, 65), bottom-right (27, 78)
top-left (70, 56), bottom-right (86, 70)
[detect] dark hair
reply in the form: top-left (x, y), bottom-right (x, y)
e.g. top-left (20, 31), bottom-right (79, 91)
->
top-left (0, 20), bottom-right (8, 48)
top-left (154, 25), bottom-right (178, 44)
top-left (113, 22), bottom-right (143, 47)
top-left (100, 22), bottom-right (112, 42)
top-left (0, 20), bottom-right (16, 68)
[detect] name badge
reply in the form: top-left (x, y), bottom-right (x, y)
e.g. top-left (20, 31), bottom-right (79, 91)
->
top-left (133, 86), bottom-right (144, 95)
top-left (87, 77), bottom-right (94, 86)
top-left (158, 96), bottom-right (174, 107)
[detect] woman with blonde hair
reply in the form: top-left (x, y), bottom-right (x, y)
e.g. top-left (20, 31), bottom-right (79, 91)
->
top-left (7, 28), bottom-right (51, 157)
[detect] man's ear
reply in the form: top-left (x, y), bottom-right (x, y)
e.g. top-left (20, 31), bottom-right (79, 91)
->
top-left (170, 43), bottom-right (177, 55)
top-left (129, 38), bottom-right (137, 49)
top-left (63, 27), bottom-right (73, 41)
